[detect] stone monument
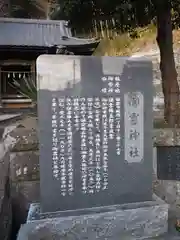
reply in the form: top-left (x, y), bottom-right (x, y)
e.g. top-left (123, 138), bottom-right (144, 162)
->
top-left (157, 146), bottom-right (180, 181)
top-left (17, 55), bottom-right (169, 239)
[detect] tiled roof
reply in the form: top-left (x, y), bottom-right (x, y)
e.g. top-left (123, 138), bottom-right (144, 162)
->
top-left (0, 17), bottom-right (72, 47)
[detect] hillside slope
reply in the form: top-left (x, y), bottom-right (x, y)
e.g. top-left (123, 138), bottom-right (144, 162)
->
top-left (94, 25), bottom-right (180, 56)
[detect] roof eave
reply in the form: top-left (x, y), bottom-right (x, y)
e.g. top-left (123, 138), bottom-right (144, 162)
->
top-left (58, 41), bottom-right (100, 49)
top-left (0, 40), bottom-right (100, 50)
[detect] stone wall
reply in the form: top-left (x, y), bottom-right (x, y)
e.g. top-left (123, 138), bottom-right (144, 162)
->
top-left (10, 127), bottom-right (40, 204)
top-left (9, 116), bottom-right (40, 239)
top-left (153, 128), bottom-right (180, 218)
top-left (0, 123), bottom-right (18, 240)
top-left (0, 115), bottom-right (39, 239)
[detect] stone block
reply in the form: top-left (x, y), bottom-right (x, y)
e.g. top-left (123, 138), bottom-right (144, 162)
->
top-left (11, 128), bottom-right (38, 152)
top-left (12, 181), bottom-right (40, 205)
top-left (153, 129), bottom-right (175, 146)
top-left (17, 194), bottom-right (168, 240)
top-left (0, 175), bottom-right (12, 240)
top-left (0, 152), bottom-right (10, 191)
top-left (10, 151), bottom-right (39, 182)
top-left (0, 123), bottom-right (21, 240)
top-left (153, 145), bottom-right (180, 218)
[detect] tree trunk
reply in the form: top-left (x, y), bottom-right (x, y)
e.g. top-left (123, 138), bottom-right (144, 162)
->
top-left (0, 0), bottom-right (10, 108)
top-left (155, 0), bottom-right (180, 127)
top-left (0, 0), bottom-right (10, 17)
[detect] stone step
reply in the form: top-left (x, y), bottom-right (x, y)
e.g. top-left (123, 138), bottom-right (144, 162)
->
top-left (149, 217), bottom-right (180, 239)
top-left (0, 114), bottom-right (22, 125)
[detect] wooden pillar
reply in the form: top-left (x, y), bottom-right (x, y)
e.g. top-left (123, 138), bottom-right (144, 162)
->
top-left (31, 61), bottom-right (36, 106)
top-left (31, 61), bottom-right (36, 86)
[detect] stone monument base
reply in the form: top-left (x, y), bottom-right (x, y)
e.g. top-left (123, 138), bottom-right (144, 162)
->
top-left (17, 194), bottom-right (168, 240)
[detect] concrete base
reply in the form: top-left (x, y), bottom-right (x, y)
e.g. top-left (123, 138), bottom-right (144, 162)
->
top-left (17, 194), bottom-right (168, 240)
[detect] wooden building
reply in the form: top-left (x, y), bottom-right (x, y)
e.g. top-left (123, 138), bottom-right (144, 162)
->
top-left (0, 17), bottom-right (99, 110)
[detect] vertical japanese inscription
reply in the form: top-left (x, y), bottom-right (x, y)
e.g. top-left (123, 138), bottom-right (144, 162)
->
top-left (52, 97), bottom-right (59, 179)
top-left (80, 98), bottom-right (88, 193)
top-left (94, 98), bottom-right (101, 193)
top-left (66, 98), bottom-right (74, 195)
top-left (124, 92), bottom-right (144, 163)
top-left (51, 97), bottom-right (74, 196)
top-left (115, 97), bottom-right (121, 155)
top-left (58, 98), bottom-right (67, 196)
top-left (101, 75), bottom-right (121, 94)
top-left (108, 97), bottom-right (114, 140)
top-left (87, 98), bottom-right (95, 193)
top-left (73, 98), bottom-right (79, 130)
top-left (51, 74), bottom-right (123, 195)
top-left (101, 98), bottom-right (108, 190)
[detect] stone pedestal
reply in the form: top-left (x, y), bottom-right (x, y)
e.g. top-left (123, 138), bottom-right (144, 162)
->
top-left (17, 194), bottom-right (168, 240)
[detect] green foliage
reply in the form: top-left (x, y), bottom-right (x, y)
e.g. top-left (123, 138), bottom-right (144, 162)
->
top-left (10, 76), bottom-right (37, 104)
top-left (53, 0), bottom-right (155, 34)
top-left (171, 0), bottom-right (180, 28)
top-left (10, 0), bottom-right (50, 18)
top-left (8, 0), bottom-right (180, 32)
top-left (51, 0), bottom-right (180, 36)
